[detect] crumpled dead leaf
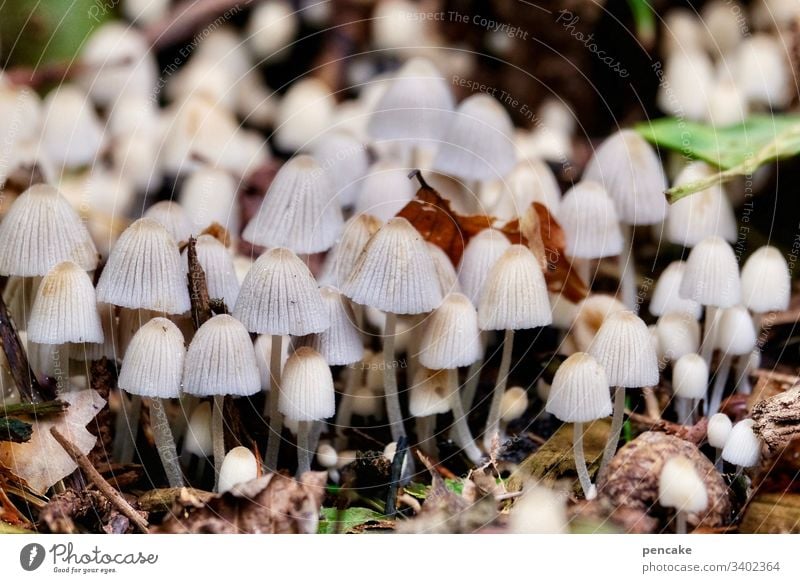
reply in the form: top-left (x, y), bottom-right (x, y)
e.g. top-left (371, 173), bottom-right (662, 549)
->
top-left (0, 390), bottom-right (105, 495)
top-left (156, 471), bottom-right (326, 534)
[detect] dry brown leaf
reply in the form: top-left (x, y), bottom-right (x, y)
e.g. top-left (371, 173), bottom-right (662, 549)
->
top-left (156, 471), bottom-right (327, 534)
top-left (0, 390), bottom-right (105, 494)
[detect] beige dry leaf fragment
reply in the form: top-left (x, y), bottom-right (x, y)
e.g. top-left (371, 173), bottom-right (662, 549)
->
top-left (0, 389), bottom-right (105, 494)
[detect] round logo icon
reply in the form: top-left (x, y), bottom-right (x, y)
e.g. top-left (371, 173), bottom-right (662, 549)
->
top-left (19, 543), bottom-right (46, 571)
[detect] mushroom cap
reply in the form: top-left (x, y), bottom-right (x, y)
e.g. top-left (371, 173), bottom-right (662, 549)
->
top-left (40, 85), bottom-right (105, 168)
top-left (242, 154), bottom-right (343, 254)
top-left (253, 334), bottom-right (289, 390)
top-left (649, 261), bottom-right (702, 319)
top-left (183, 314), bottom-right (260, 397)
top-left (278, 346), bottom-right (336, 421)
top-left (293, 287), bottom-right (363, 366)
top-left (582, 129), bottom-right (668, 225)
top-left (432, 94), bottom-right (517, 182)
top-left (96, 218), bottom-right (190, 314)
top-left (178, 166), bottom-right (239, 234)
top-left (588, 310), bottom-right (659, 388)
top-left (491, 160), bottom-right (562, 221)
top-left (308, 130), bottom-right (369, 208)
top-left (217, 446), bottom-right (258, 494)
top-left (0, 184), bottom-right (98, 276)
top-left (706, 413), bottom-right (733, 449)
top-left (343, 217), bottom-right (442, 315)
top-left (273, 78), bottom-right (336, 152)
top-left (679, 236), bottom-right (741, 308)
top-left (71, 303), bottom-right (117, 362)
top-left (741, 246), bottom-right (790, 313)
top-left (546, 352), bottom-right (612, 423)
top-left (666, 162), bottom-right (737, 247)
top-left (559, 180), bottom-right (624, 259)
top-left (182, 234), bottom-right (240, 310)
top-left (427, 242), bottom-right (460, 297)
top-left (367, 57), bottom-right (455, 149)
top-left (144, 200), bottom-right (194, 244)
top-left (672, 353), bottom-right (709, 400)
top-left (234, 247), bottom-right (329, 335)
top-left (458, 228), bottom-right (511, 305)
top-left (183, 401), bottom-right (213, 456)
top-left (409, 367), bottom-right (452, 417)
top-left (27, 261), bottom-right (103, 345)
top-left (419, 293), bottom-right (482, 369)
top-left (721, 419), bottom-right (761, 467)
top-left (508, 483), bottom-right (569, 534)
top-left (715, 305), bottom-right (757, 356)
top-left (570, 294), bottom-right (627, 353)
top-left (478, 245), bottom-right (552, 331)
top-left (118, 317), bottom-right (185, 398)
top-left (355, 161), bottom-right (416, 222)
top-left (320, 213), bottom-right (382, 289)
top-left (656, 312), bottom-right (700, 362)
top-left (658, 456), bottom-right (709, 513)
top-left (500, 386), bottom-right (529, 422)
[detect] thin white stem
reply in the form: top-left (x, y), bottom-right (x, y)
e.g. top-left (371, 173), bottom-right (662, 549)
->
top-left (573, 422), bottom-right (594, 499)
top-left (264, 334), bottom-right (284, 471)
top-left (619, 224), bottom-right (638, 311)
top-left (482, 329), bottom-right (515, 452)
top-left (708, 354), bottom-right (732, 416)
top-left (116, 394), bottom-right (142, 464)
top-left (461, 343), bottom-right (485, 410)
top-left (308, 420), bottom-right (324, 456)
top-left (448, 369), bottom-right (482, 464)
top-left (212, 394), bottom-right (225, 492)
top-left (334, 364), bottom-right (359, 450)
top-left (676, 397), bottom-right (691, 426)
top-left (416, 415), bottom-right (437, 458)
top-left (676, 510), bottom-right (687, 534)
top-left (700, 306), bottom-right (719, 365)
top-left (714, 448), bottom-right (723, 472)
top-left (382, 312), bottom-right (405, 441)
top-left (734, 354), bottom-right (753, 395)
top-left (296, 420), bottom-right (312, 476)
top-left (149, 398), bottom-right (184, 488)
top-left (599, 386), bottom-right (626, 479)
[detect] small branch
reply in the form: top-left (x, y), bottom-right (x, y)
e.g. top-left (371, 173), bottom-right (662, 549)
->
top-left (50, 428), bottom-right (149, 533)
top-left (626, 410), bottom-right (708, 444)
top-left (187, 237), bottom-right (213, 329)
top-left (0, 400), bottom-right (69, 418)
top-left (407, 169), bottom-right (432, 190)
top-left (751, 369), bottom-right (799, 386)
top-left (384, 435), bottom-right (408, 517)
top-left (0, 292), bottom-right (48, 403)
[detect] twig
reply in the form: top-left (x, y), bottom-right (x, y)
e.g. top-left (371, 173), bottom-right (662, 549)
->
top-left (751, 369), bottom-right (799, 386)
top-left (144, 0), bottom-right (256, 50)
top-left (0, 292), bottom-right (48, 403)
top-left (0, 400), bottom-right (69, 417)
top-left (626, 410), bottom-right (708, 444)
top-left (384, 435), bottom-right (408, 517)
top-left (187, 237), bottom-right (212, 329)
top-left (50, 428), bottom-right (149, 533)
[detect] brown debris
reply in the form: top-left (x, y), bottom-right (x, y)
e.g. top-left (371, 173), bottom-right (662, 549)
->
top-left (187, 236), bottom-right (213, 329)
top-left (0, 292), bottom-right (49, 402)
top-left (598, 432), bottom-right (731, 531)
top-left (87, 358), bottom-right (117, 467)
top-left (752, 386), bottom-right (800, 454)
top-left (739, 493), bottom-right (800, 533)
top-left (627, 411), bottom-right (708, 444)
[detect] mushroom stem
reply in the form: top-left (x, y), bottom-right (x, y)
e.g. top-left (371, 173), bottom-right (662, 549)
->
top-left (676, 510), bottom-right (688, 534)
top-left (264, 334), bottom-right (284, 471)
top-left (460, 331), bottom-right (489, 410)
top-left (448, 369), bottom-right (483, 464)
top-left (599, 386), bottom-right (626, 478)
top-left (708, 354), bottom-right (732, 416)
top-left (573, 422), bottom-right (595, 499)
top-left (149, 398), bottom-right (184, 488)
top-left (482, 328), bottom-right (515, 452)
top-left (676, 397), bottom-right (692, 425)
top-left (415, 415), bottom-right (437, 458)
top-left (212, 394), bottom-right (225, 491)
top-left (308, 420), bottom-right (324, 456)
top-left (115, 393), bottom-right (142, 464)
top-left (382, 312), bottom-right (405, 442)
top-left (296, 420), bottom-right (312, 476)
top-left (619, 224), bottom-right (637, 310)
top-left (700, 306), bottom-right (719, 365)
top-left (714, 449), bottom-right (723, 472)
top-left (334, 364), bottom-right (359, 450)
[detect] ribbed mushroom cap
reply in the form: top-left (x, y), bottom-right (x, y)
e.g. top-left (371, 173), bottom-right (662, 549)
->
top-left (666, 162), bottom-right (737, 247)
top-left (491, 160), bottom-right (562, 221)
top-left (478, 245), bottom-right (552, 331)
top-left (500, 387), bottom-right (529, 422)
top-left (0, 184), bottom-right (98, 276)
top-left (355, 161), bottom-right (416, 222)
top-left (658, 456), bottom-right (709, 513)
top-left (183, 314), bottom-right (260, 397)
top-left (144, 201), bottom-right (194, 244)
top-left (242, 155), bottom-right (343, 254)
top-left (672, 353), bottom-right (709, 400)
top-left (649, 261), bottom-right (702, 319)
top-left (178, 166), bottom-right (239, 234)
top-left (427, 243), bottom-right (460, 297)
top-left (96, 218), bottom-right (190, 314)
top-left (546, 352), bottom-right (612, 423)
top-left (368, 57), bottom-right (455, 149)
top-left (458, 228), bottom-right (511, 305)
top-left (741, 246), bottom-right (790, 313)
top-left (559, 181), bottom-right (624, 259)
top-left (27, 262), bottom-right (103, 345)
top-left (656, 312), bottom-right (700, 362)
top-left (253, 334), bottom-right (289, 390)
top-left (118, 317), bottom-right (185, 398)
top-left (582, 129), bottom-right (668, 225)
top-left (571, 294), bottom-right (627, 353)
top-left (71, 303), bottom-right (117, 362)
top-left (293, 287), bottom-right (363, 366)
top-left (182, 234), bottom-right (240, 309)
top-left (343, 217), bottom-right (442, 315)
top-left (217, 446), bottom-right (258, 494)
top-left (679, 236), bottom-right (741, 308)
top-left (721, 419), bottom-right (761, 467)
top-left (233, 247), bottom-right (329, 335)
top-left (432, 94), bottom-right (517, 181)
top-left (706, 413), bottom-right (733, 449)
top-left (278, 347), bottom-right (336, 421)
top-left (419, 293), bottom-right (482, 369)
top-left (409, 367), bottom-right (452, 417)
top-left (589, 310), bottom-right (659, 388)
top-left (308, 130), bottom-right (369, 207)
top-left (183, 401), bottom-right (213, 456)
top-left (715, 305), bottom-right (757, 356)
top-left (320, 214), bottom-right (382, 288)
top-left (273, 78), bottom-right (336, 152)
top-left (40, 85), bottom-right (105, 168)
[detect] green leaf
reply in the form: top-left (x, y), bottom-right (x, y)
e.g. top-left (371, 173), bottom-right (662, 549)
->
top-left (635, 116), bottom-right (800, 202)
top-left (318, 507), bottom-right (386, 534)
top-left (444, 478), bottom-right (464, 495)
top-left (627, 0), bottom-right (656, 47)
top-left (403, 482), bottom-right (428, 500)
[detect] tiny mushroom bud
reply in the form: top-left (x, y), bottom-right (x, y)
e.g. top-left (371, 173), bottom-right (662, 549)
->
top-left (246, 0), bottom-right (298, 61)
top-left (649, 261), bottom-right (702, 320)
top-left (274, 78), bottom-right (336, 152)
top-left (707, 413), bottom-right (733, 470)
top-left (508, 483), bottom-right (569, 534)
top-left (183, 401), bottom-right (213, 458)
top-left (658, 456), bottom-right (709, 534)
top-left (672, 353), bottom-right (709, 425)
top-left (741, 246), bottom-right (791, 316)
top-left (217, 446), bottom-right (259, 494)
top-left (721, 419), bottom-right (762, 471)
top-left (656, 312), bottom-right (701, 363)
